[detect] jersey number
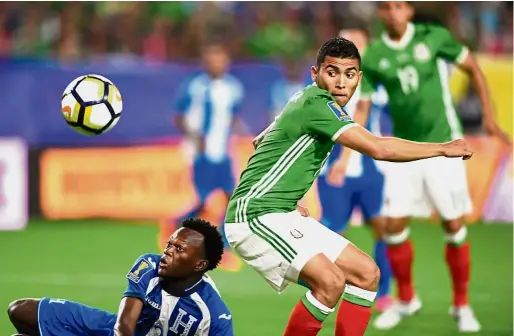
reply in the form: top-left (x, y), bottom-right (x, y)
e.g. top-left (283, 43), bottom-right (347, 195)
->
top-left (397, 65), bottom-right (419, 94)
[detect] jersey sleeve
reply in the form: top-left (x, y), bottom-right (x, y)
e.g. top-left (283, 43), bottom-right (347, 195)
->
top-left (123, 254), bottom-right (158, 301)
top-left (359, 49), bottom-right (379, 100)
top-left (208, 305), bottom-right (234, 336)
top-left (433, 26), bottom-right (469, 64)
top-left (302, 95), bottom-right (357, 142)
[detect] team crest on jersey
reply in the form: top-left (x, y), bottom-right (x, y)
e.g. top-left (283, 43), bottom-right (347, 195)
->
top-left (327, 101), bottom-right (351, 121)
top-left (414, 43), bottom-right (430, 62)
top-left (127, 258), bottom-right (154, 283)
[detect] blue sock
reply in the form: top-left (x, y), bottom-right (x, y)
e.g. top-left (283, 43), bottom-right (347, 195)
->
top-left (374, 240), bottom-right (392, 298)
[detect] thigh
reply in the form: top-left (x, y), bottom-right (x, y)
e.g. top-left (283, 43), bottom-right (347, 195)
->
top-left (38, 298), bottom-right (116, 336)
top-left (383, 161), bottom-right (426, 218)
top-left (423, 157), bottom-right (473, 221)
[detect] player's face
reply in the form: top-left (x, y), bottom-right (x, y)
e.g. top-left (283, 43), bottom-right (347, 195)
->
top-left (202, 45), bottom-right (230, 78)
top-left (311, 56), bottom-right (362, 107)
top-left (159, 228), bottom-right (208, 279)
top-left (378, 2), bottom-right (413, 35)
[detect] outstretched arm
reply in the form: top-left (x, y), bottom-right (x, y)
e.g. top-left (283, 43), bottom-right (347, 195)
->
top-left (457, 54), bottom-right (511, 145)
top-left (114, 297), bottom-right (143, 336)
top-left (335, 125), bottom-right (473, 162)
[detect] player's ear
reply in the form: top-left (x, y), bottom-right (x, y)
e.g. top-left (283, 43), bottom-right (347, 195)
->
top-left (310, 66), bottom-right (318, 83)
top-left (196, 259), bottom-right (208, 272)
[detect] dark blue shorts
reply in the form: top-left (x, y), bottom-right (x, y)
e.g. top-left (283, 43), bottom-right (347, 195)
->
top-left (318, 171), bottom-right (385, 233)
top-left (193, 155), bottom-right (235, 201)
top-left (38, 298), bottom-right (116, 336)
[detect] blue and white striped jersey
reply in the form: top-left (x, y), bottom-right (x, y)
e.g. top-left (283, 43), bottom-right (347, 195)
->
top-left (176, 73), bottom-right (244, 163)
top-left (124, 254), bottom-right (233, 336)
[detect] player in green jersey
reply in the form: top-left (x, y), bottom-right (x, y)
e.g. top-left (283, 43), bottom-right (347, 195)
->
top-left (224, 37), bottom-right (473, 336)
top-left (353, 2), bottom-right (510, 333)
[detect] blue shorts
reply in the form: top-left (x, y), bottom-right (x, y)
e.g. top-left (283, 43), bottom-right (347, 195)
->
top-left (38, 298), bottom-right (116, 336)
top-left (318, 170), bottom-right (385, 233)
top-left (193, 155), bottom-right (235, 201)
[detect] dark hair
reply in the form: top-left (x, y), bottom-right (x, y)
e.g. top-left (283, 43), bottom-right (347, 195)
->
top-left (182, 218), bottom-right (224, 272)
top-left (316, 37), bottom-right (361, 69)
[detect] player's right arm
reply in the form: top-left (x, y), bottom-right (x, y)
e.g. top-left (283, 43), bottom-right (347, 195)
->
top-left (114, 254), bottom-right (157, 336)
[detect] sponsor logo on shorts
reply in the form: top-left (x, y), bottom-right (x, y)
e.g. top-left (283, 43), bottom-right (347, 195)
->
top-left (127, 258), bottom-right (154, 283)
top-left (290, 229), bottom-right (303, 239)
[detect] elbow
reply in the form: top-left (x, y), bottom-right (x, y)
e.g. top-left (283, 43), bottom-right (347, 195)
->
top-left (114, 321), bottom-right (133, 336)
top-left (369, 146), bottom-right (393, 161)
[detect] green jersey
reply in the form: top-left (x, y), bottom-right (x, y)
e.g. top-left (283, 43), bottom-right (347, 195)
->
top-left (225, 85), bottom-right (356, 223)
top-left (361, 23), bottom-right (469, 143)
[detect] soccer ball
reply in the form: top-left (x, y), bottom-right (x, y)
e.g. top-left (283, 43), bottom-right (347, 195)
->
top-left (61, 74), bottom-right (123, 135)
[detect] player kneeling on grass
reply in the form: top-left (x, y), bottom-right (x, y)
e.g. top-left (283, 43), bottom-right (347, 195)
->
top-left (225, 37), bottom-right (473, 336)
top-left (7, 218), bottom-right (233, 336)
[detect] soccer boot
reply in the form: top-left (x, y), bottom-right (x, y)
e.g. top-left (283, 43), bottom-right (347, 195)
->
top-left (449, 305), bottom-right (481, 333)
top-left (373, 296), bottom-right (422, 330)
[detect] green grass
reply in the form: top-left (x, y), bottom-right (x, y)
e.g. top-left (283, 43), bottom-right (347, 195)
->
top-left (0, 219), bottom-right (512, 335)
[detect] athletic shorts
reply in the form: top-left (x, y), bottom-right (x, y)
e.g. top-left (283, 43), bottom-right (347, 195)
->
top-left (38, 298), bottom-right (116, 336)
top-left (382, 157), bottom-right (472, 220)
top-left (224, 210), bottom-right (350, 293)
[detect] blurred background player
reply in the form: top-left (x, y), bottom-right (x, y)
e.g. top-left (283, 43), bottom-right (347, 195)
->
top-left (317, 26), bottom-right (393, 313)
top-left (8, 218), bottom-right (233, 336)
top-left (160, 42), bottom-right (246, 272)
top-left (355, 1), bottom-right (511, 332)
top-left (269, 58), bottom-right (306, 121)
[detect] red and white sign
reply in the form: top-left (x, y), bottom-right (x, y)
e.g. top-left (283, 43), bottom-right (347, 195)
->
top-left (0, 138), bottom-right (28, 230)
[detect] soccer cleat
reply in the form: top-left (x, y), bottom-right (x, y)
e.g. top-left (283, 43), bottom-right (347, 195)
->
top-left (218, 250), bottom-right (243, 272)
top-left (449, 306), bottom-right (481, 333)
top-left (373, 296), bottom-right (422, 330)
top-left (374, 295), bottom-right (395, 313)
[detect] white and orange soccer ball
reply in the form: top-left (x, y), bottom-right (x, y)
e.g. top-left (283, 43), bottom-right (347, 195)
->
top-left (61, 74), bottom-right (123, 135)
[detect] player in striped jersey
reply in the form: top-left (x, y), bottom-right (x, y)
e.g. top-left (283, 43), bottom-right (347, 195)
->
top-left (7, 218), bottom-right (232, 336)
top-left (224, 37), bottom-right (473, 336)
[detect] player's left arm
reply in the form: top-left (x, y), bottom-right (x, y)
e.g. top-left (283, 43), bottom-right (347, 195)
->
top-left (436, 26), bottom-right (511, 145)
top-left (115, 254), bottom-right (157, 336)
top-left (114, 297), bottom-right (143, 336)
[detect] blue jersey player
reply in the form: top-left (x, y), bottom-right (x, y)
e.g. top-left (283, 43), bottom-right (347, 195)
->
top-left (317, 28), bottom-right (394, 313)
top-left (163, 43), bottom-right (245, 272)
top-left (8, 218), bottom-right (233, 336)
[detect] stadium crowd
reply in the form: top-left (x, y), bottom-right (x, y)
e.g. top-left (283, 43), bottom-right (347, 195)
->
top-left (0, 1), bottom-right (512, 62)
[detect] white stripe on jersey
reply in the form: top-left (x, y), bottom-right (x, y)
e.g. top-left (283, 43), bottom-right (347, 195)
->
top-left (190, 292), bottom-right (211, 336)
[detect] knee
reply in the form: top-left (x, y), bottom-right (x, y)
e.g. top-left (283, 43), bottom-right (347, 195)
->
top-left (443, 218), bottom-right (464, 234)
top-left (355, 258), bottom-right (381, 291)
top-left (386, 218), bottom-right (408, 234)
top-left (313, 270), bottom-right (346, 307)
top-left (7, 299), bottom-right (26, 322)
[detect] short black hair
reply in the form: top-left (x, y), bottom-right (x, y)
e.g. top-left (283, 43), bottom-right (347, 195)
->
top-left (182, 218), bottom-right (224, 272)
top-left (316, 37), bottom-right (361, 69)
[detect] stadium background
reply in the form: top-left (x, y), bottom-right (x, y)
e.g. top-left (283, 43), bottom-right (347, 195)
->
top-left (0, 1), bottom-right (512, 335)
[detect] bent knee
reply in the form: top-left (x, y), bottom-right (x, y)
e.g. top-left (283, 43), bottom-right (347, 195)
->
top-left (8, 299), bottom-right (38, 323)
top-left (355, 259), bottom-right (381, 291)
top-left (314, 270), bottom-right (346, 307)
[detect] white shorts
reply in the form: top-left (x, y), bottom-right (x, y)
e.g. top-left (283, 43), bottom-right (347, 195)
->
top-left (224, 210), bottom-right (350, 293)
top-left (383, 157), bottom-right (472, 220)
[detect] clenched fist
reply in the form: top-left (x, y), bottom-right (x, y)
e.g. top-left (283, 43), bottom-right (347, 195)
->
top-left (442, 139), bottom-right (473, 160)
